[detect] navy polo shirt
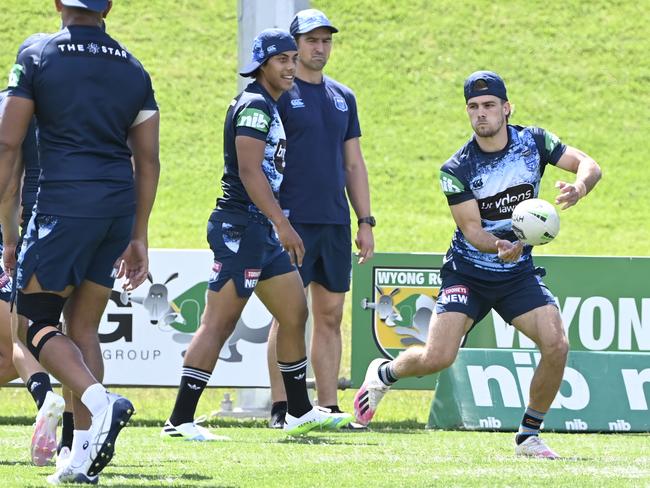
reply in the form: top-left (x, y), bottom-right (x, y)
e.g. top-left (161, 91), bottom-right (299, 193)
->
top-left (277, 76), bottom-right (361, 225)
top-left (7, 25), bottom-right (158, 218)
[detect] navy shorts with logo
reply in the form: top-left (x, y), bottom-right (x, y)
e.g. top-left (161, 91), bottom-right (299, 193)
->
top-left (435, 266), bottom-right (557, 327)
top-left (292, 223), bottom-right (351, 293)
top-left (16, 213), bottom-right (133, 292)
top-left (207, 215), bottom-right (295, 298)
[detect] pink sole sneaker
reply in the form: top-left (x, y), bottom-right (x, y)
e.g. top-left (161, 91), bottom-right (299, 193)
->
top-left (353, 358), bottom-right (391, 426)
top-left (31, 391), bottom-right (65, 466)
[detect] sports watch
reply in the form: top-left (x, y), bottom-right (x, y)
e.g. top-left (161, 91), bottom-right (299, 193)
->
top-left (357, 216), bottom-right (376, 227)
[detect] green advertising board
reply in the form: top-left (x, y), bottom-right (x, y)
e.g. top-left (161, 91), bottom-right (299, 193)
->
top-left (351, 253), bottom-right (650, 389)
top-left (428, 349), bottom-right (650, 432)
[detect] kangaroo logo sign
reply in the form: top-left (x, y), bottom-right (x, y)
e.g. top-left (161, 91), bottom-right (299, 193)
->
top-left (362, 267), bottom-right (441, 359)
top-left (99, 249), bottom-right (272, 387)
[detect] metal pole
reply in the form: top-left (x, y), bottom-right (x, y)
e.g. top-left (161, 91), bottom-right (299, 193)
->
top-left (229, 0), bottom-right (312, 417)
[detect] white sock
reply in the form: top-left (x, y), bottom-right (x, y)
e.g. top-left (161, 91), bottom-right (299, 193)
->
top-left (80, 383), bottom-right (108, 417)
top-left (69, 429), bottom-right (91, 467)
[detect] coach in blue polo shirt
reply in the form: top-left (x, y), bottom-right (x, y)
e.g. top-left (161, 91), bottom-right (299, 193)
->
top-left (266, 9), bottom-right (374, 428)
top-left (0, 0), bottom-right (159, 483)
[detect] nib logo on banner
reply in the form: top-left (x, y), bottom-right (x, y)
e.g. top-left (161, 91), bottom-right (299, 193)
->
top-left (608, 419), bottom-right (631, 431)
top-left (565, 419), bottom-right (588, 431)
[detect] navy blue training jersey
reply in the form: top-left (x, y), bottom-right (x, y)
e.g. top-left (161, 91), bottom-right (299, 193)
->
top-left (7, 25), bottom-right (158, 218)
top-left (277, 76), bottom-right (361, 225)
top-left (214, 81), bottom-right (286, 224)
top-left (439, 125), bottom-right (566, 280)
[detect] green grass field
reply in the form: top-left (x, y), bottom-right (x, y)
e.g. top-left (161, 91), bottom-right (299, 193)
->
top-left (2, 425), bottom-right (649, 487)
top-left (0, 387), bottom-right (648, 486)
top-left (1, 1), bottom-right (649, 486)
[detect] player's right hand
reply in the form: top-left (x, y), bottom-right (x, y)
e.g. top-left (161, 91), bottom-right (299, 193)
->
top-left (275, 219), bottom-right (304, 267)
top-left (115, 239), bottom-right (149, 290)
top-left (2, 242), bottom-right (17, 275)
top-left (496, 239), bottom-right (524, 262)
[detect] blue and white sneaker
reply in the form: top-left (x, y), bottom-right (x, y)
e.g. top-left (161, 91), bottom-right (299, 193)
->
top-left (55, 446), bottom-right (71, 471)
top-left (160, 419), bottom-right (230, 441)
top-left (47, 459), bottom-right (98, 485)
top-left (84, 392), bottom-right (134, 477)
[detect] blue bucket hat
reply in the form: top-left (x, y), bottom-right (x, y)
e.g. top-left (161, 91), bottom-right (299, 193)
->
top-left (239, 28), bottom-right (297, 77)
top-left (60, 0), bottom-right (109, 13)
top-left (289, 9), bottom-right (338, 36)
top-left (464, 71), bottom-right (508, 102)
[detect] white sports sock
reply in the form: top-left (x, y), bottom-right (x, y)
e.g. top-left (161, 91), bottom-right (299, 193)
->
top-left (80, 383), bottom-right (109, 417)
top-left (69, 429), bottom-right (91, 467)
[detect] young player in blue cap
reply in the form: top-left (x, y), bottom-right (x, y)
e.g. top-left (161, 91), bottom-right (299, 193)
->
top-left (354, 70), bottom-right (602, 459)
top-left (163, 28), bottom-right (348, 440)
top-left (266, 8), bottom-right (374, 430)
top-left (0, 0), bottom-right (160, 483)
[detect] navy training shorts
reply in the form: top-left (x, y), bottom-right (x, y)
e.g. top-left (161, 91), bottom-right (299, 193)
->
top-left (16, 213), bottom-right (133, 292)
top-left (207, 216), bottom-right (295, 298)
top-left (435, 266), bottom-right (557, 327)
top-left (292, 223), bottom-right (351, 293)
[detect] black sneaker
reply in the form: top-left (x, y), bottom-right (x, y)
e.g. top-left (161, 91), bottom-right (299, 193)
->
top-left (269, 409), bottom-right (286, 429)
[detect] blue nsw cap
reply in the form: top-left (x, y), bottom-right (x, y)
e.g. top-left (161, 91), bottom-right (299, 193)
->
top-left (60, 0), bottom-right (109, 13)
top-left (239, 28), bottom-right (297, 77)
top-left (17, 33), bottom-right (49, 57)
top-left (464, 71), bottom-right (508, 102)
top-left (289, 9), bottom-right (338, 36)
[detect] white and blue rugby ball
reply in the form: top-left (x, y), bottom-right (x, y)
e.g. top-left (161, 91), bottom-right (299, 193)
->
top-left (511, 198), bottom-right (560, 246)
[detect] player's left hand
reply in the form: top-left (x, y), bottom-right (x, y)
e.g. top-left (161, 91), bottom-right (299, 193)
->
top-left (355, 225), bottom-right (374, 264)
top-left (555, 180), bottom-right (586, 210)
top-left (115, 239), bottom-right (149, 291)
top-left (496, 239), bottom-right (524, 262)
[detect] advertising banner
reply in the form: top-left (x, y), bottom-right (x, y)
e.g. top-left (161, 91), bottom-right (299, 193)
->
top-left (351, 253), bottom-right (650, 389)
top-left (98, 249), bottom-right (272, 387)
top-left (428, 349), bottom-right (650, 432)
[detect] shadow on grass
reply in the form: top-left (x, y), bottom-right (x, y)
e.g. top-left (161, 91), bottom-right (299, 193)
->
top-left (105, 471), bottom-right (227, 486)
top-left (0, 415), bottom-right (33, 425)
top-left (277, 435), bottom-right (371, 446)
top-left (0, 416), bottom-right (428, 430)
top-left (366, 420), bottom-right (427, 431)
top-left (0, 460), bottom-right (34, 466)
